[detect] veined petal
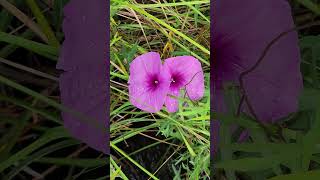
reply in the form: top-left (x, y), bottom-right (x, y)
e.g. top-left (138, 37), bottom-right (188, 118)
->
top-left (164, 56), bottom-right (205, 101)
top-left (165, 88), bottom-right (180, 113)
top-left (57, 0), bottom-right (107, 71)
top-left (128, 52), bottom-right (162, 85)
top-left (59, 68), bottom-right (108, 153)
top-left (57, 0), bottom-right (108, 154)
top-left (128, 52), bottom-right (171, 113)
top-left (212, 0), bottom-right (303, 156)
top-left (215, 0), bottom-right (302, 123)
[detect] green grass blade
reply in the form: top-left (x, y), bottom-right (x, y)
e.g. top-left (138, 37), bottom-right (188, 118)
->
top-left (269, 170), bottom-right (320, 180)
top-left (0, 57), bottom-right (59, 81)
top-left (129, 5), bottom-right (210, 55)
top-left (0, 111), bottom-right (32, 161)
top-left (177, 127), bottom-right (196, 157)
top-left (111, 143), bottom-right (159, 180)
top-left (296, 0), bottom-right (320, 15)
top-left (0, 30), bottom-right (34, 58)
top-left (0, 94), bottom-right (62, 124)
top-left (0, 74), bottom-right (106, 132)
top-left (0, 126), bottom-right (69, 172)
top-left (110, 157), bottom-right (129, 180)
top-left (5, 139), bottom-right (79, 180)
top-left (125, 1), bottom-right (209, 8)
top-left (35, 157), bottom-right (106, 167)
top-left (25, 0), bottom-right (60, 47)
top-left (0, 0), bottom-right (48, 42)
top-left (0, 31), bottom-right (58, 60)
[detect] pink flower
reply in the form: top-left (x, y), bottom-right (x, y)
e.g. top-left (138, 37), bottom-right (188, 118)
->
top-left (128, 52), bottom-right (205, 113)
top-left (164, 56), bottom-right (205, 112)
top-left (128, 52), bottom-right (171, 113)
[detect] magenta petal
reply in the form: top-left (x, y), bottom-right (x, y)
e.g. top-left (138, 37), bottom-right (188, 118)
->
top-left (215, 0), bottom-right (302, 123)
top-left (164, 56), bottom-right (205, 100)
top-left (57, 0), bottom-right (107, 71)
top-left (165, 88), bottom-right (180, 113)
top-left (128, 52), bottom-right (171, 113)
top-left (57, 0), bottom-right (108, 153)
top-left (59, 68), bottom-right (108, 153)
top-left (212, 0), bottom-right (303, 155)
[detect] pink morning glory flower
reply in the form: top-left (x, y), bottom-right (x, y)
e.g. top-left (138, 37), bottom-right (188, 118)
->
top-left (164, 56), bottom-right (205, 112)
top-left (128, 52), bottom-right (171, 113)
top-left (128, 52), bottom-right (205, 113)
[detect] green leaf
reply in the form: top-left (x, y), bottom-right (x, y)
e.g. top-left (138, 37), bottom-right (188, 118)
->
top-left (219, 122), bottom-right (236, 179)
top-left (0, 31), bottom-right (58, 60)
top-left (300, 36), bottom-right (320, 49)
top-left (296, 0), bottom-right (320, 16)
top-left (52, 0), bottom-right (69, 30)
top-left (300, 95), bottom-right (320, 171)
top-left (212, 112), bottom-right (261, 130)
top-left (215, 155), bottom-right (290, 172)
top-left (0, 126), bottom-right (69, 172)
top-left (0, 94), bottom-right (62, 124)
top-left (298, 88), bottom-right (320, 111)
top-left (35, 157), bottom-right (106, 167)
top-left (0, 30), bottom-right (35, 58)
top-left (5, 139), bottom-right (79, 180)
top-left (0, 0), bottom-right (24, 31)
top-left (224, 143), bottom-right (298, 154)
top-left (0, 111), bottom-right (32, 161)
top-left (25, 0), bottom-right (60, 47)
top-left (0, 74), bottom-right (106, 132)
top-left (269, 170), bottom-right (320, 180)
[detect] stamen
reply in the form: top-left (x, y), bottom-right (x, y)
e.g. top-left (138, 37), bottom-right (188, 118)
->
top-left (154, 80), bottom-right (159, 84)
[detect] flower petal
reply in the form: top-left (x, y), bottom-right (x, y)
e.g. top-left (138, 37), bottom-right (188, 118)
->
top-left (57, 0), bottom-right (107, 71)
top-left (215, 0), bottom-right (302, 123)
top-left (164, 56), bottom-right (205, 100)
top-left (57, 0), bottom-right (108, 154)
top-left (59, 68), bottom-right (108, 153)
top-left (128, 52), bottom-right (161, 85)
top-left (128, 52), bottom-right (171, 113)
top-left (165, 88), bottom-right (180, 113)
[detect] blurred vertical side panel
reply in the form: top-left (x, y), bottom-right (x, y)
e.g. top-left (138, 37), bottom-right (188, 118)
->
top-left (57, 0), bottom-right (110, 162)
